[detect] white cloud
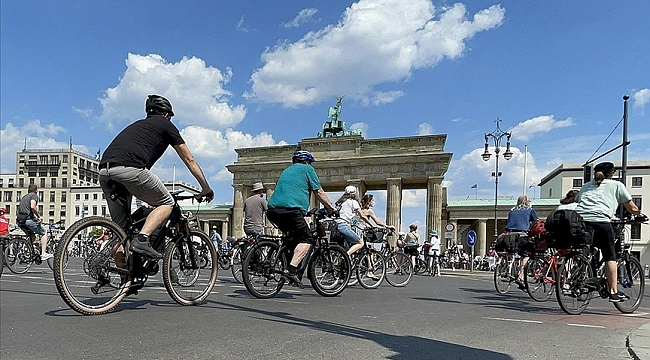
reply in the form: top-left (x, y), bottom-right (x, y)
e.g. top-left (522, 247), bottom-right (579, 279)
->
top-left (402, 189), bottom-right (426, 208)
top-left (508, 115), bottom-right (575, 141)
top-left (349, 121), bottom-right (369, 137)
top-left (246, 0), bottom-right (505, 107)
top-left (633, 88), bottom-right (650, 108)
top-left (283, 8), bottom-right (318, 28)
top-left (0, 120), bottom-right (75, 172)
top-left (236, 16), bottom-right (249, 32)
top-left (72, 106), bottom-right (93, 118)
top-left (99, 53), bottom-right (246, 129)
top-left (417, 123), bottom-right (434, 135)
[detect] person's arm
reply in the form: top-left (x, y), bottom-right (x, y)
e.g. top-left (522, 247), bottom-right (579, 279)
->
top-left (314, 188), bottom-right (335, 212)
top-left (173, 143), bottom-right (214, 201)
top-left (355, 208), bottom-right (373, 226)
top-left (623, 200), bottom-right (643, 216)
top-left (366, 209), bottom-right (395, 229)
top-left (30, 199), bottom-right (41, 221)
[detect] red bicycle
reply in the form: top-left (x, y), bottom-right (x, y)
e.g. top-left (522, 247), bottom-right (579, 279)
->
top-left (524, 248), bottom-right (571, 302)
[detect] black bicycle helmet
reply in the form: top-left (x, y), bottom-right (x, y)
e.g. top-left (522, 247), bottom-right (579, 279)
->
top-left (145, 94), bottom-right (174, 116)
top-left (292, 150), bottom-right (315, 163)
top-left (594, 161), bottom-right (615, 175)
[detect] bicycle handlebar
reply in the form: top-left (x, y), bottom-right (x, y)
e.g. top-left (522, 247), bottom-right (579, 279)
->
top-left (612, 214), bottom-right (648, 225)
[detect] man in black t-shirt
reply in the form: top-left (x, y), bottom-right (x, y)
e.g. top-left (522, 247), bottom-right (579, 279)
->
top-left (99, 95), bottom-right (214, 258)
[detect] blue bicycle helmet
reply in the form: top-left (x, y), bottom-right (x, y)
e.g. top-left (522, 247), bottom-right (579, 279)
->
top-left (292, 150), bottom-right (315, 163)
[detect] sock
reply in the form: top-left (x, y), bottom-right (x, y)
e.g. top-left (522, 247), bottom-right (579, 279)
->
top-left (287, 264), bottom-right (298, 274)
top-left (137, 233), bottom-right (150, 242)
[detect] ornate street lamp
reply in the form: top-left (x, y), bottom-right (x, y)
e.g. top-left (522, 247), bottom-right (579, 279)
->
top-left (482, 118), bottom-right (513, 237)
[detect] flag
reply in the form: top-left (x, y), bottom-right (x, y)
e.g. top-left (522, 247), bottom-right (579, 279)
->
top-left (69, 136), bottom-right (73, 150)
top-left (529, 183), bottom-right (536, 188)
top-left (470, 184), bottom-right (477, 189)
top-left (94, 148), bottom-right (101, 160)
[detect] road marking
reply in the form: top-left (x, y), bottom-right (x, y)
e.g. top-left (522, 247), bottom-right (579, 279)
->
top-left (621, 312), bottom-right (649, 317)
top-left (482, 317), bottom-right (543, 324)
top-left (1, 279), bottom-right (20, 283)
top-left (567, 323), bottom-right (606, 329)
top-left (273, 300), bottom-right (306, 304)
top-left (30, 282), bottom-right (53, 286)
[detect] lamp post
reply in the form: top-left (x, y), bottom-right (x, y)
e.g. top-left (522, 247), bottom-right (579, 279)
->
top-left (481, 118), bottom-right (513, 237)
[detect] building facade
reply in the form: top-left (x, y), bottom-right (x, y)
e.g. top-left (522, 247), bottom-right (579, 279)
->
top-left (539, 161), bottom-right (649, 266)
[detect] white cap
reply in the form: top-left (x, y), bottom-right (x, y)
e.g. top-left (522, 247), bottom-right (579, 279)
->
top-left (344, 185), bottom-right (357, 194)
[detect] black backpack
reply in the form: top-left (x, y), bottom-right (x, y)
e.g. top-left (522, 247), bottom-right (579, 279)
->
top-left (544, 210), bottom-right (591, 248)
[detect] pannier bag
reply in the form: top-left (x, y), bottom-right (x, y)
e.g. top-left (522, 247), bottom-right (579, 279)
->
top-left (493, 232), bottom-right (525, 253)
top-left (544, 209), bottom-right (592, 249)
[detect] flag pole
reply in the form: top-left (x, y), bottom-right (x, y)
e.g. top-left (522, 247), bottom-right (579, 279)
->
top-left (172, 165), bottom-right (176, 192)
top-left (523, 145), bottom-right (528, 196)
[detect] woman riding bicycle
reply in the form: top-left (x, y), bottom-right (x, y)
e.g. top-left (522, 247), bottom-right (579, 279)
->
top-left (504, 195), bottom-right (538, 290)
top-left (575, 161), bottom-right (645, 302)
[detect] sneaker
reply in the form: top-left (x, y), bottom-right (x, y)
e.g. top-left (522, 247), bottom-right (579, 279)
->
top-left (40, 253), bottom-right (54, 261)
top-left (282, 269), bottom-right (302, 288)
top-left (366, 273), bottom-right (380, 281)
top-left (130, 235), bottom-right (162, 259)
top-left (609, 292), bottom-right (625, 303)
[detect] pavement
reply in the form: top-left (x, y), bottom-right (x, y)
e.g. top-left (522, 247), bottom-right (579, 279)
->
top-left (441, 268), bottom-right (650, 360)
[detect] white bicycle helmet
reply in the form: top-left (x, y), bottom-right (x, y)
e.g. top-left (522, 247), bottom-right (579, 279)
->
top-left (344, 185), bottom-right (357, 194)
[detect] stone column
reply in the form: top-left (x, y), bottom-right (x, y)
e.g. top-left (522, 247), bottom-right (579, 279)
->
top-left (478, 219), bottom-right (487, 257)
top-left (232, 184), bottom-right (244, 238)
top-left (386, 178), bottom-right (402, 247)
top-left (221, 220), bottom-right (229, 240)
top-left (264, 182), bottom-right (275, 234)
top-left (426, 177), bottom-right (443, 239)
top-left (346, 179), bottom-right (365, 197)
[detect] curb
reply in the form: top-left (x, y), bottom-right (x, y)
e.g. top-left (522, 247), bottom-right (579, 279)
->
top-left (627, 322), bottom-right (650, 360)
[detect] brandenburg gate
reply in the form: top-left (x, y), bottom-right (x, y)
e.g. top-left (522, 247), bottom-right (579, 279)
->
top-left (226, 134), bottom-right (452, 240)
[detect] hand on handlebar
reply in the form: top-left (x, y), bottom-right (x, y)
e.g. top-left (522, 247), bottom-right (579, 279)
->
top-left (195, 188), bottom-right (214, 203)
top-left (328, 208), bottom-right (340, 218)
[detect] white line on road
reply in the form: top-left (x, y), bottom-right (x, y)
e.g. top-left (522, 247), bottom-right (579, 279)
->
top-left (566, 323), bottom-right (606, 329)
top-left (30, 282), bottom-right (53, 286)
top-left (273, 300), bottom-right (306, 304)
top-left (1, 279), bottom-right (20, 283)
top-left (482, 317), bottom-right (543, 324)
top-left (621, 312), bottom-right (649, 317)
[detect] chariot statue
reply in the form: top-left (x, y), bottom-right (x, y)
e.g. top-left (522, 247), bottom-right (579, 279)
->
top-left (317, 96), bottom-right (363, 137)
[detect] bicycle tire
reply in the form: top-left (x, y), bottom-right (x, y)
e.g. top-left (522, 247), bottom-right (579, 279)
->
top-left (524, 257), bottom-right (554, 302)
top-left (242, 240), bottom-right (286, 299)
top-left (414, 258), bottom-right (427, 275)
top-left (163, 229), bottom-right (218, 306)
top-left (555, 255), bottom-right (593, 315)
top-left (493, 258), bottom-right (511, 295)
top-left (5, 237), bottom-right (33, 274)
top-left (53, 216), bottom-right (131, 315)
top-left (218, 253), bottom-right (232, 270)
top-left (356, 248), bottom-right (385, 289)
top-left (614, 256), bottom-right (645, 314)
top-left (230, 247), bottom-right (244, 284)
top-left (309, 244), bottom-right (351, 297)
top-left (384, 252), bottom-right (413, 287)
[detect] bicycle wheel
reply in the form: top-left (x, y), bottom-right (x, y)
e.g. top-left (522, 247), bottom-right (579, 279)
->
top-left (309, 244), bottom-right (351, 297)
top-left (414, 258), bottom-right (427, 275)
top-left (384, 252), bottom-right (413, 287)
top-left (356, 249), bottom-right (385, 289)
top-left (53, 217), bottom-right (130, 315)
top-left (242, 240), bottom-right (286, 299)
top-left (218, 252), bottom-right (231, 270)
top-left (493, 258), bottom-right (511, 294)
top-left (614, 256), bottom-right (645, 314)
top-left (555, 255), bottom-right (593, 315)
top-left (163, 229), bottom-right (218, 306)
top-left (230, 247), bottom-right (244, 283)
top-left (4, 237), bottom-right (33, 274)
top-left (524, 257), bottom-right (554, 302)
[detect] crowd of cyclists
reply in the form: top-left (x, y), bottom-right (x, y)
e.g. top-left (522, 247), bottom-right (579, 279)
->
top-left (1, 95), bottom-right (647, 317)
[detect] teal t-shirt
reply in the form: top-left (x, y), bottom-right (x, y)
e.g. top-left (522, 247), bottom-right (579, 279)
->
top-left (268, 163), bottom-right (322, 212)
top-left (575, 179), bottom-right (632, 222)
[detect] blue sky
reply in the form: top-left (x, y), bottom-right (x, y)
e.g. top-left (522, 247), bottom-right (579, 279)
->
top-left (1, 1), bottom-right (649, 232)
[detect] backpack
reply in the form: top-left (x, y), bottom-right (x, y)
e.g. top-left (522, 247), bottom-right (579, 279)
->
top-left (544, 209), bottom-right (591, 248)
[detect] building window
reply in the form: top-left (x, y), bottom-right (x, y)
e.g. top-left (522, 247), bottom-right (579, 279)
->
top-left (84, 194), bottom-right (89, 200)
top-left (39, 169), bottom-right (48, 177)
top-left (73, 156), bottom-right (77, 164)
top-left (40, 178), bottom-right (46, 188)
top-left (50, 170), bottom-right (58, 177)
top-left (62, 178), bottom-right (67, 188)
top-left (632, 197), bottom-right (641, 210)
top-left (19, 179), bottom-right (25, 187)
top-left (38, 205), bottom-right (43, 215)
top-left (631, 177), bottom-right (642, 187)
top-left (51, 178), bottom-right (57, 188)
top-left (631, 223), bottom-right (641, 240)
top-left (3, 205), bottom-right (9, 214)
top-left (92, 206), bottom-right (97, 216)
top-left (28, 170), bottom-right (36, 177)
top-left (75, 194), bottom-right (80, 201)
top-left (3, 191), bottom-right (12, 202)
top-left (63, 155), bottom-right (68, 163)
top-left (49, 191), bottom-right (55, 202)
top-left (572, 179), bottom-right (582, 188)
top-left (29, 178), bottom-right (35, 185)
top-left (16, 191), bottom-right (21, 201)
top-left (60, 210), bottom-right (66, 217)
top-left (61, 192), bottom-right (67, 202)
top-left (51, 155), bottom-right (59, 164)
top-left (49, 209), bottom-right (55, 217)
top-left (39, 155), bottom-right (48, 164)
top-left (549, 188), bottom-right (553, 197)
top-left (75, 206), bottom-right (80, 216)
top-left (102, 206), bottom-right (106, 216)
top-left (38, 191), bottom-right (44, 202)
top-left (93, 194), bottom-right (98, 200)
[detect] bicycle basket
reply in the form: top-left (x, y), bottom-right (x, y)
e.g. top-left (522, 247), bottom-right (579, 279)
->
top-left (363, 228), bottom-right (386, 243)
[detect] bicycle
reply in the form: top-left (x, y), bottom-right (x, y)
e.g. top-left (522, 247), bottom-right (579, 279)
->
top-left (344, 226), bottom-right (387, 289)
top-left (379, 236), bottom-right (414, 287)
top-left (217, 242), bottom-right (233, 271)
top-left (493, 251), bottom-right (523, 295)
top-left (241, 208), bottom-right (351, 299)
top-left (53, 181), bottom-right (217, 315)
top-left (3, 220), bottom-right (65, 274)
top-left (555, 214), bottom-right (647, 315)
top-left (413, 246), bottom-right (430, 275)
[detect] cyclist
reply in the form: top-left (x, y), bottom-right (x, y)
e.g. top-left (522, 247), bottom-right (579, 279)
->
top-left (359, 194), bottom-right (396, 234)
top-left (266, 150), bottom-right (337, 286)
top-left (404, 224), bottom-right (420, 268)
top-left (99, 94), bottom-right (214, 259)
top-left (504, 195), bottom-right (538, 290)
top-left (575, 161), bottom-right (645, 302)
top-left (426, 230), bottom-right (441, 275)
top-left (16, 184), bottom-right (53, 261)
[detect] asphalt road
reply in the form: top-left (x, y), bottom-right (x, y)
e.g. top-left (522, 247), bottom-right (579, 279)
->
top-left (1, 265), bottom-right (648, 360)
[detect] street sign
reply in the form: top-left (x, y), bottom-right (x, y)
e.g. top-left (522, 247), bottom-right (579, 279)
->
top-left (466, 230), bottom-right (477, 247)
top-left (444, 232), bottom-right (453, 239)
top-left (445, 223), bottom-right (455, 232)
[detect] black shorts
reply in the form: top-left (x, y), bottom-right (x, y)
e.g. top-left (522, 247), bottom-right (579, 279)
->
top-left (585, 221), bottom-right (616, 262)
top-left (266, 207), bottom-right (314, 248)
top-left (404, 246), bottom-right (418, 257)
